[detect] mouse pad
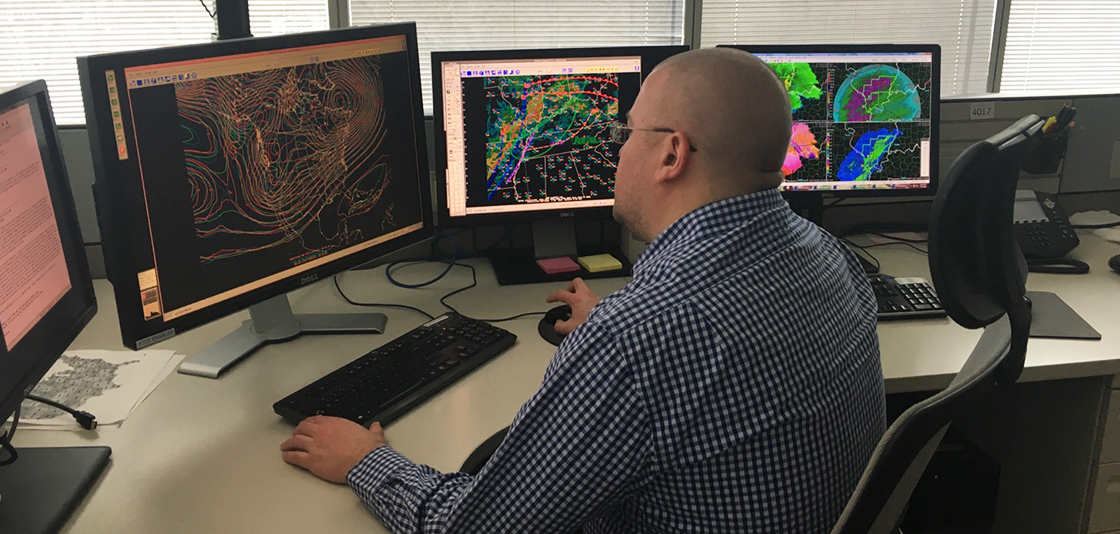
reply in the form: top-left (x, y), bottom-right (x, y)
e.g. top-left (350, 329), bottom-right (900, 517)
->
top-left (1026, 291), bottom-right (1101, 340)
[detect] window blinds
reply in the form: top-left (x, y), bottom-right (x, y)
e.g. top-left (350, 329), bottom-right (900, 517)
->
top-left (1000, 0), bottom-right (1120, 92)
top-left (350, 1), bottom-right (686, 113)
top-left (0, 1), bottom-right (328, 124)
top-left (700, 0), bottom-right (997, 96)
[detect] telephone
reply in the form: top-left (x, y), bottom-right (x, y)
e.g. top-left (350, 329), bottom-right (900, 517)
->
top-left (1013, 190), bottom-right (1085, 273)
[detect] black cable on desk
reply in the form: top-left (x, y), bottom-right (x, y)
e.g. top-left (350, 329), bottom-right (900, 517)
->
top-left (438, 262), bottom-right (548, 323)
top-left (0, 406), bottom-right (18, 466)
top-left (841, 238), bottom-right (881, 272)
top-left (334, 274), bottom-right (436, 320)
top-left (1072, 221), bottom-right (1120, 229)
top-left (860, 241), bottom-right (929, 255)
top-left (473, 225), bottom-right (513, 254)
top-left (24, 394), bottom-right (97, 430)
top-left (865, 231), bottom-right (928, 244)
top-left (385, 233), bottom-right (460, 289)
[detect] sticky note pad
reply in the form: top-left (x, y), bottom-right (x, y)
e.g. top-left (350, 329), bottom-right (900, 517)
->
top-left (578, 253), bottom-right (623, 273)
top-left (537, 256), bottom-right (581, 274)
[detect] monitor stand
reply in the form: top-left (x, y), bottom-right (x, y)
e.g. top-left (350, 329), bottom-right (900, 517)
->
top-left (487, 219), bottom-right (633, 285)
top-left (786, 195), bottom-right (879, 274)
top-left (177, 294), bottom-right (387, 378)
top-left (0, 446), bottom-right (111, 533)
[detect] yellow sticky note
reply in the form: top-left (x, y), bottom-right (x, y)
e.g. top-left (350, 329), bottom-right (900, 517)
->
top-left (578, 253), bottom-right (623, 273)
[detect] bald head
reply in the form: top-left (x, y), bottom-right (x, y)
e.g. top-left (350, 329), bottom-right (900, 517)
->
top-left (642, 48), bottom-right (791, 192)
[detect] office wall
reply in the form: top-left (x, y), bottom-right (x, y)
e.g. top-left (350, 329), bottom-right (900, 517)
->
top-left (941, 93), bottom-right (1120, 195)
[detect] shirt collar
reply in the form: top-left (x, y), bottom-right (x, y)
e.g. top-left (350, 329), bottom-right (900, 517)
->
top-left (633, 188), bottom-right (788, 273)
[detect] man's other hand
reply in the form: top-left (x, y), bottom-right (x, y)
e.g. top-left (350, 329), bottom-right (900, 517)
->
top-left (545, 277), bottom-right (602, 335)
top-left (281, 415), bottom-right (386, 484)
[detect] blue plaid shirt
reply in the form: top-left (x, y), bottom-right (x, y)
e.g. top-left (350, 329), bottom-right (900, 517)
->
top-left (348, 188), bottom-right (886, 533)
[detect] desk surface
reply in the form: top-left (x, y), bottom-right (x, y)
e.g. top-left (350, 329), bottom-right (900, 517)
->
top-left (15, 233), bottom-right (1120, 534)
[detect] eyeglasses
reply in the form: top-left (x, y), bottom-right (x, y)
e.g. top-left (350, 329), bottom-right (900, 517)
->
top-left (608, 121), bottom-right (698, 152)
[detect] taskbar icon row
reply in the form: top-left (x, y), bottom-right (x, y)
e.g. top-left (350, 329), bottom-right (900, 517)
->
top-left (782, 181), bottom-right (929, 192)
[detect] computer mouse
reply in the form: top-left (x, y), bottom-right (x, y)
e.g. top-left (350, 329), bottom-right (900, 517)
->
top-left (538, 305), bottom-right (572, 347)
top-left (1109, 253), bottom-right (1120, 273)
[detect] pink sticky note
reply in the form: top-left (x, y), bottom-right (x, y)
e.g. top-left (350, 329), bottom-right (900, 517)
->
top-left (536, 256), bottom-right (581, 274)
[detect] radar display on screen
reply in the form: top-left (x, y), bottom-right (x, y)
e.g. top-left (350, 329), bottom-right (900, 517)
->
top-left (439, 55), bottom-right (645, 217)
top-left (483, 73), bottom-right (618, 204)
top-left (758, 51), bottom-right (934, 192)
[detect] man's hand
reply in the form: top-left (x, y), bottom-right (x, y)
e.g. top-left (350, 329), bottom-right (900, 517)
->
top-left (281, 416), bottom-right (386, 484)
top-left (545, 277), bottom-right (602, 335)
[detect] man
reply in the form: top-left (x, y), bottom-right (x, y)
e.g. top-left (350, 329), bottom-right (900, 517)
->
top-left (281, 48), bottom-right (886, 533)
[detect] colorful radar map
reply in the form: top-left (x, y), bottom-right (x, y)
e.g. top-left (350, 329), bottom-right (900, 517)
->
top-left (176, 57), bottom-right (399, 266)
top-left (785, 123), bottom-right (822, 176)
top-left (771, 59), bottom-right (931, 184)
top-left (834, 64), bottom-right (922, 122)
top-left (772, 62), bottom-right (824, 115)
top-left (484, 74), bottom-right (618, 203)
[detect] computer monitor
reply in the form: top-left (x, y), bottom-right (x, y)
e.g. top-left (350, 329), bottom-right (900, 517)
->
top-left (77, 23), bottom-right (432, 378)
top-left (0, 80), bottom-right (107, 534)
top-left (717, 44), bottom-right (940, 221)
top-left (432, 46), bottom-right (689, 285)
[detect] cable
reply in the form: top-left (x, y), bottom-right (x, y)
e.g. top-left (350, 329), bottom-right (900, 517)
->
top-left (841, 238), bottom-right (882, 272)
top-left (841, 221), bottom-right (929, 238)
top-left (439, 262), bottom-right (547, 323)
top-left (199, 0), bottom-right (215, 19)
top-left (472, 225), bottom-right (513, 254)
top-left (25, 394), bottom-right (97, 430)
top-left (385, 233), bottom-right (459, 289)
top-left (1, 407), bottom-right (19, 466)
top-left (1072, 221), bottom-right (1120, 229)
top-left (860, 241), bottom-right (929, 255)
top-left (333, 274), bottom-right (435, 320)
top-left (0, 433), bottom-right (16, 466)
top-left (866, 231), bottom-right (928, 244)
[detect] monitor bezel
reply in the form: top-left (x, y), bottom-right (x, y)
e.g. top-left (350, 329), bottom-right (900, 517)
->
top-left (431, 45), bottom-right (690, 228)
top-left (77, 23), bottom-right (433, 350)
top-left (717, 43), bottom-right (941, 200)
top-left (0, 80), bottom-right (97, 425)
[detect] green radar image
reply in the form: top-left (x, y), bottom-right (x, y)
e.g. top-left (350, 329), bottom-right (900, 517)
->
top-left (771, 63), bottom-right (823, 114)
top-left (834, 64), bottom-right (921, 122)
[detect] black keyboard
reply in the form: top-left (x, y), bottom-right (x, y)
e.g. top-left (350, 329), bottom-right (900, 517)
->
top-left (274, 313), bottom-right (516, 427)
top-left (870, 274), bottom-right (948, 320)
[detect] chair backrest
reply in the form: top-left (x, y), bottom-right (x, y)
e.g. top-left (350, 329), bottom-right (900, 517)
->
top-left (831, 115), bottom-right (1041, 534)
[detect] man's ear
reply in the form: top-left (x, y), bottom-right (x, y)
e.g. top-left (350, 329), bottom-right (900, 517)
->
top-left (655, 133), bottom-right (690, 183)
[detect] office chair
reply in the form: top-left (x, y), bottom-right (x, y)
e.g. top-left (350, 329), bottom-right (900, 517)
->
top-left (462, 117), bottom-right (1043, 533)
top-left (830, 115), bottom-right (1041, 534)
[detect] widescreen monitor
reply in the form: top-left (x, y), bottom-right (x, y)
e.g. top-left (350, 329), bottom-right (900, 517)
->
top-left (431, 45), bottom-right (688, 284)
top-left (0, 80), bottom-right (105, 534)
top-left (719, 44), bottom-right (940, 213)
top-left (78, 23), bottom-right (432, 377)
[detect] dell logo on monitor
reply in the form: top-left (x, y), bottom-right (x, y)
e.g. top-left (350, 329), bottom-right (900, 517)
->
top-left (300, 274), bottom-right (319, 285)
top-left (559, 211), bottom-right (575, 218)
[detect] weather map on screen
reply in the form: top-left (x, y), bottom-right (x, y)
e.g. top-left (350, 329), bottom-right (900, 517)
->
top-left (117, 34), bottom-right (426, 322)
top-left (440, 55), bottom-right (643, 217)
top-left (758, 51), bottom-right (933, 192)
top-left (483, 73), bottom-right (618, 204)
top-left (176, 57), bottom-right (397, 267)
